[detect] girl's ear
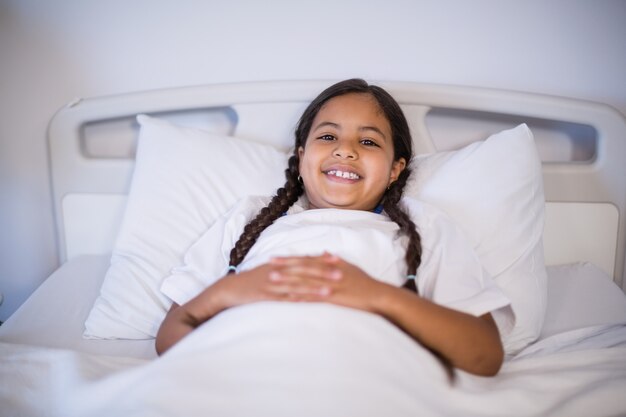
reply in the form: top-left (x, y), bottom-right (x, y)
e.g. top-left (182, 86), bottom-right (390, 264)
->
top-left (389, 158), bottom-right (407, 185)
top-left (298, 146), bottom-right (305, 172)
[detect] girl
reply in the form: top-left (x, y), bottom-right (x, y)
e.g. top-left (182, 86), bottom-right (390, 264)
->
top-left (156, 79), bottom-right (512, 377)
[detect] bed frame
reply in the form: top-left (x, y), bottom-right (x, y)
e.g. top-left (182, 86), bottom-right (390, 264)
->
top-left (46, 81), bottom-right (626, 291)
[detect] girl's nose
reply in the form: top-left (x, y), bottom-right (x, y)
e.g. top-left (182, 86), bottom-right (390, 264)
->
top-left (333, 141), bottom-right (357, 159)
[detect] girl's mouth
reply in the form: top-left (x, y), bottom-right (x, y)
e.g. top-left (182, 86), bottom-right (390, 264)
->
top-left (325, 169), bottom-right (361, 180)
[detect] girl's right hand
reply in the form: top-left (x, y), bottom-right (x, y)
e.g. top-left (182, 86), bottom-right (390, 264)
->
top-left (187, 263), bottom-right (333, 324)
top-left (210, 263), bottom-right (331, 311)
top-left (210, 264), bottom-right (281, 311)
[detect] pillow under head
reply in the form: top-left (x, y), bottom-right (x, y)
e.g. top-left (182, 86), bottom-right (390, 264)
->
top-left (84, 115), bottom-right (289, 338)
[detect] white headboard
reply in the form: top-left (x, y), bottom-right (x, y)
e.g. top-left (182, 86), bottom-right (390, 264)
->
top-left (47, 81), bottom-right (626, 290)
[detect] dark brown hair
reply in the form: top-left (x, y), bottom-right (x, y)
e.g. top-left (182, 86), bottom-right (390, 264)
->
top-left (228, 78), bottom-right (421, 292)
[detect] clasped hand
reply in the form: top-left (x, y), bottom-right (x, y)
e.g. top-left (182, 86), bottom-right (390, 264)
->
top-left (212, 253), bottom-right (387, 314)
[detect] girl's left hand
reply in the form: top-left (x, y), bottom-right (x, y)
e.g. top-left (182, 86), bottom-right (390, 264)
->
top-left (269, 252), bottom-right (390, 313)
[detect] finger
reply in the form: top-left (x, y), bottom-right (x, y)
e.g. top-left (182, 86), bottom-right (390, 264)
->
top-left (288, 290), bottom-right (335, 303)
top-left (323, 253), bottom-right (341, 264)
top-left (270, 256), bottom-right (315, 266)
top-left (270, 253), bottom-right (339, 266)
top-left (273, 264), bottom-right (342, 281)
top-left (266, 282), bottom-right (333, 298)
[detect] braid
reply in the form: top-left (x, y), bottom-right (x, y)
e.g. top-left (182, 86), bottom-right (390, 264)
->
top-left (385, 169), bottom-right (454, 381)
top-left (382, 169), bottom-right (422, 294)
top-left (228, 155), bottom-right (303, 271)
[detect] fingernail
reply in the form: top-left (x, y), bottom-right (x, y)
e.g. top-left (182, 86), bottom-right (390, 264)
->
top-left (319, 286), bottom-right (331, 296)
top-left (269, 271), bottom-right (281, 281)
top-left (330, 270), bottom-right (342, 280)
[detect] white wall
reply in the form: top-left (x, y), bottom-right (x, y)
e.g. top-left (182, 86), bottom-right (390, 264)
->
top-left (1, 0), bottom-right (625, 320)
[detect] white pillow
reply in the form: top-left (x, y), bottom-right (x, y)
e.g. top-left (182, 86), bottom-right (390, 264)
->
top-left (84, 115), bottom-right (289, 339)
top-left (406, 124), bottom-right (547, 354)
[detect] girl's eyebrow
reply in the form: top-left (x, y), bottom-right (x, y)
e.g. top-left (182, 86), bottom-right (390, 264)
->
top-left (313, 121), bottom-right (340, 131)
top-left (313, 121), bottom-right (388, 140)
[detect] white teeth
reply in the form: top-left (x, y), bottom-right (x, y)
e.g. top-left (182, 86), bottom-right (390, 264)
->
top-left (327, 170), bottom-right (360, 180)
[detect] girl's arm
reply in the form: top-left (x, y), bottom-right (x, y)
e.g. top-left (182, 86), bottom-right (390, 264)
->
top-left (269, 254), bottom-right (504, 376)
top-left (155, 294), bottom-right (223, 355)
top-left (155, 263), bottom-right (332, 355)
top-left (156, 301), bottom-right (217, 355)
top-left (372, 285), bottom-right (503, 376)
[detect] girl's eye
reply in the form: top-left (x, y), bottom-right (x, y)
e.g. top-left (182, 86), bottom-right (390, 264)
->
top-left (319, 134), bottom-right (335, 141)
top-left (361, 139), bottom-right (379, 147)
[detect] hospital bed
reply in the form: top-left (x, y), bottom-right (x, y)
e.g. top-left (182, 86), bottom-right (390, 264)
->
top-left (1, 80), bottom-right (625, 416)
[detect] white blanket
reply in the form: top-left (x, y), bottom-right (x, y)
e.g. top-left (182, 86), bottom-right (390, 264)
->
top-left (2, 302), bottom-right (626, 417)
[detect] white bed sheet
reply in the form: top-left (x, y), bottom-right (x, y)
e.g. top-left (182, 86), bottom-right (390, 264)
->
top-left (1, 256), bottom-right (626, 416)
top-left (1, 306), bottom-right (626, 417)
top-left (0, 255), bottom-right (156, 359)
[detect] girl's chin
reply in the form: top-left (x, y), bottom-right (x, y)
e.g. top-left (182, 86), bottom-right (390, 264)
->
top-left (308, 198), bottom-right (374, 211)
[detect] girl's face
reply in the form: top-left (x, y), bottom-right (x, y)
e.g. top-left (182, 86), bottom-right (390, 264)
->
top-left (298, 93), bottom-right (406, 211)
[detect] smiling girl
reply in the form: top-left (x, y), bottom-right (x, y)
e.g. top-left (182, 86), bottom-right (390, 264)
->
top-left (155, 79), bottom-right (513, 377)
